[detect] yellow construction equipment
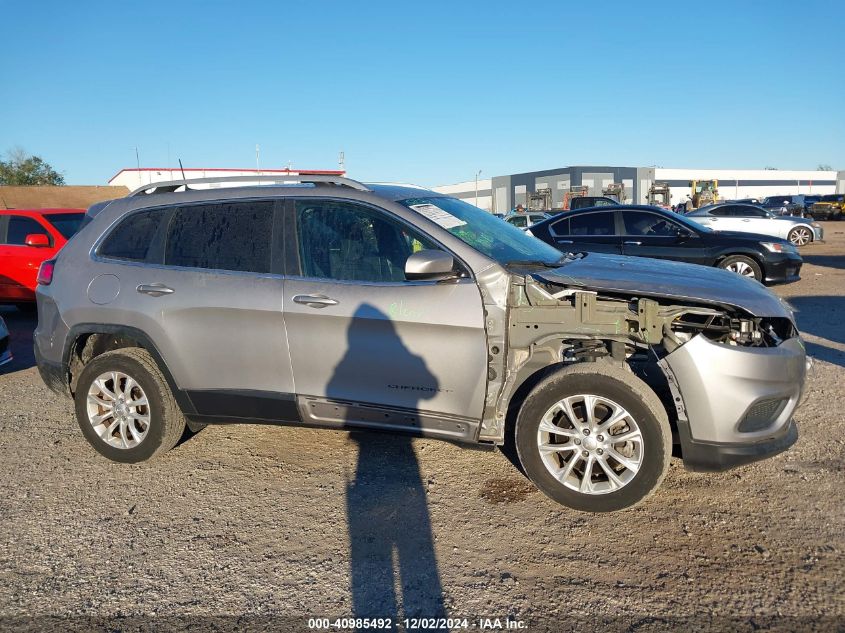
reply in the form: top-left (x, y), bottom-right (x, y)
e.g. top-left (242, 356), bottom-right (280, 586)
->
top-left (689, 179), bottom-right (719, 209)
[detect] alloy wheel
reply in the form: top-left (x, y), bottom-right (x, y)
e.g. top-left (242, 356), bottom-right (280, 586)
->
top-left (725, 260), bottom-right (757, 277)
top-left (536, 394), bottom-right (644, 495)
top-left (86, 371), bottom-right (151, 449)
top-left (790, 228), bottom-right (811, 246)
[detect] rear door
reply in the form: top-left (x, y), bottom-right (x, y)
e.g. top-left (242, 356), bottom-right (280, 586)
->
top-left (0, 214), bottom-right (55, 302)
top-left (282, 198), bottom-right (487, 431)
top-left (547, 210), bottom-right (622, 254)
top-left (94, 200), bottom-right (296, 419)
top-left (619, 210), bottom-right (709, 265)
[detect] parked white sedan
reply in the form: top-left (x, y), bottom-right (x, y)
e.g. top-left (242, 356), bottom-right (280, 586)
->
top-left (686, 203), bottom-right (823, 246)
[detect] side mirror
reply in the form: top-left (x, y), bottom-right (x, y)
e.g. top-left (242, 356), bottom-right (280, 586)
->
top-left (25, 234), bottom-right (50, 247)
top-left (405, 250), bottom-right (456, 281)
top-left (676, 228), bottom-right (694, 240)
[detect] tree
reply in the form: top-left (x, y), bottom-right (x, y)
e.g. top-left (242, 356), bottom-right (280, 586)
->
top-left (817, 163), bottom-right (833, 171)
top-left (0, 147), bottom-right (65, 185)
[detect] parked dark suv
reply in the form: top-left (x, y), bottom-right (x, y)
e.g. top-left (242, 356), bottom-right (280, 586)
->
top-left (34, 176), bottom-right (807, 512)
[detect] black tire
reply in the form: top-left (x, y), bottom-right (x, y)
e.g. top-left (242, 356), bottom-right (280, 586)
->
top-left (515, 362), bottom-right (671, 512)
top-left (718, 254), bottom-right (762, 281)
top-left (787, 226), bottom-right (813, 246)
top-left (15, 302), bottom-right (37, 313)
top-left (74, 348), bottom-right (186, 463)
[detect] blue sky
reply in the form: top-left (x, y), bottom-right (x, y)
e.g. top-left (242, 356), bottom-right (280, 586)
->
top-left (1, 0), bottom-right (843, 186)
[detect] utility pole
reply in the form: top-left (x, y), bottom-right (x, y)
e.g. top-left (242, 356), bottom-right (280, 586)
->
top-left (475, 169), bottom-right (483, 207)
top-left (256, 144), bottom-right (261, 175)
top-left (338, 150), bottom-right (345, 173)
top-left (134, 147), bottom-right (141, 186)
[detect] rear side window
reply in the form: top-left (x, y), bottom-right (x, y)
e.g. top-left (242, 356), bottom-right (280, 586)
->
top-left (164, 201), bottom-right (274, 273)
top-left (569, 212), bottom-right (616, 236)
top-left (99, 208), bottom-right (167, 262)
top-left (5, 216), bottom-right (50, 245)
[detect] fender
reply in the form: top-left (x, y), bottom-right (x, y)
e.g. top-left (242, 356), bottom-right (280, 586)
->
top-left (63, 323), bottom-right (197, 415)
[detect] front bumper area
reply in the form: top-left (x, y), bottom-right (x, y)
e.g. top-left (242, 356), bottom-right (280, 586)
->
top-left (763, 253), bottom-right (802, 284)
top-left (664, 334), bottom-right (806, 472)
top-left (812, 224), bottom-right (825, 241)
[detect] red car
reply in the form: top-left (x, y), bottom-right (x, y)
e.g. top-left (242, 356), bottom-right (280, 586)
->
top-left (0, 208), bottom-right (86, 310)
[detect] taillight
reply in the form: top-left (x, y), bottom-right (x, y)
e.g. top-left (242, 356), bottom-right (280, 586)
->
top-left (37, 259), bottom-right (55, 286)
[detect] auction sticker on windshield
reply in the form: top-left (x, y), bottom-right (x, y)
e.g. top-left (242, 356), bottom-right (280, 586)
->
top-left (409, 203), bottom-right (467, 229)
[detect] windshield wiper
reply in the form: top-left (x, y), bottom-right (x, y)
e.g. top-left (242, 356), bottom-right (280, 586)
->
top-left (504, 256), bottom-right (575, 268)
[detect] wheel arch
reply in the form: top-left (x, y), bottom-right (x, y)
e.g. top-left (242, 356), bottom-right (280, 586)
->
top-left (63, 324), bottom-right (196, 415)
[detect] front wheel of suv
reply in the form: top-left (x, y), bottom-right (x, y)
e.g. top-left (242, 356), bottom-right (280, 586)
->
top-left (74, 348), bottom-right (186, 463)
top-left (515, 363), bottom-right (671, 512)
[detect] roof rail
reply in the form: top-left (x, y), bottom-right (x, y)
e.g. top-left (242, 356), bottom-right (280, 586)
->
top-left (128, 174), bottom-right (370, 197)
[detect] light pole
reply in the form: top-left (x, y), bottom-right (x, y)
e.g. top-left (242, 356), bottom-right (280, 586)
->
top-left (475, 169), bottom-right (482, 208)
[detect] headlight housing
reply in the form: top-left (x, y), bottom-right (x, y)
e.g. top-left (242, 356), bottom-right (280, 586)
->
top-left (761, 241), bottom-right (797, 254)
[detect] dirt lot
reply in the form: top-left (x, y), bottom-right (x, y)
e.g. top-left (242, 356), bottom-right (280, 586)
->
top-left (1, 225), bottom-right (843, 632)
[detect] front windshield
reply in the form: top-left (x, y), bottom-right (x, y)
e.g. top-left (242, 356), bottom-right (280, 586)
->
top-left (399, 196), bottom-right (564, 265)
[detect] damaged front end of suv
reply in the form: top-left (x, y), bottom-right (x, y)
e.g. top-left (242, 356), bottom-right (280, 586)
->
top-left (483, 254), bottom-right (806, 474)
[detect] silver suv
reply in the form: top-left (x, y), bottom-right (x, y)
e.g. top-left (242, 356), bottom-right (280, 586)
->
top-left (34, 176), bottom-right (807, 512)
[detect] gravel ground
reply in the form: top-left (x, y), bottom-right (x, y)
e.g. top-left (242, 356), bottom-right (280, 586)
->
top-left (1, 224), bottom-right (843, 632)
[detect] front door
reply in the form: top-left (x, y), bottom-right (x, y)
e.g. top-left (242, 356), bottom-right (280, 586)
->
top-left (0, 214), bottom-right (55, 302)
top-left (283, 199), bottom-right (488, 433)
top-left (619, 210), bottom-right (709, 266)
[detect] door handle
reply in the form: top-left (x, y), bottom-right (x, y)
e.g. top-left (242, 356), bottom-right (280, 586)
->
top-left (623, 241), bottom-right (642, 246)
top-left (557, 239), bottom-right (574, 244)
top-left (741, 219), bottom-right (751, 222)
top-left (136, 283), bottom-right (175, 297)
top-left (293, 294), bottom-right (339, 308)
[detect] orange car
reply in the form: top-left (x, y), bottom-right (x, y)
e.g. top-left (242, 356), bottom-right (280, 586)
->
top-left (0, 208), bottom-right (86, 310)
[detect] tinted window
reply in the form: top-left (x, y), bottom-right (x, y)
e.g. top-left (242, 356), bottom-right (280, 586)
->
top-left (569, 212), bottom-right (615, 236)
top-left (507, 215), bottom-right (528, 227)
top-left (6, 216), bottom-right (49, 245)
top-left (708, 207), bottom-right (733, 216)
top-left (734, 205), bottom-right (768, 218)
top-left (551, 218), bottom-right (570, 236)
top-left (99, 208), bottom-right (167, 262)
top-left (623, 212), bottom-right (682, 236)
top-left (297, 200), bottom-right (437, 282)
top-left (165, 202), bottom-right (274, 273)
top-left (43, 213), bottom-right (85, 240)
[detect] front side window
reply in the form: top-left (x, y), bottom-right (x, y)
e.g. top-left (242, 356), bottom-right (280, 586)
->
top-left (296, 200), bottom-right (437, 282)
top-left (43, 212), bottom-right (85, 240)
top-left (5, 216), bottom-right (49, 245)
top-left (164, 201), bottom-right (274, 273)
top-left (398, 196), bottom-right (563, 266)
top-left (569, 211), bottom-right (616, 236)
top-left (507, 215), bottom-right (528, 228)
top-left (99, 208), bottom-right (168, 262)
top-left (622, 212), bottom-right (682, 237)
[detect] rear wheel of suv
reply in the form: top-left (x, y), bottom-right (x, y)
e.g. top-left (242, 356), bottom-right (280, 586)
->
top-left (515, 363), bottom-right (671, 512)
top-left (718, 255), bottom-right (762, 281)
top-left (74, 348), bottom-right (186, 463)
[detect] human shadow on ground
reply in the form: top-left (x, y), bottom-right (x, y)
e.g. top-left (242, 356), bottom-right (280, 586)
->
top-left (327, 304), bottom-right (447, 630)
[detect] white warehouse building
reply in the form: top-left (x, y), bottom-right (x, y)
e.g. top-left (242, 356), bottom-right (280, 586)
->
top-left (433, 166), bottom-right (844, 212)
